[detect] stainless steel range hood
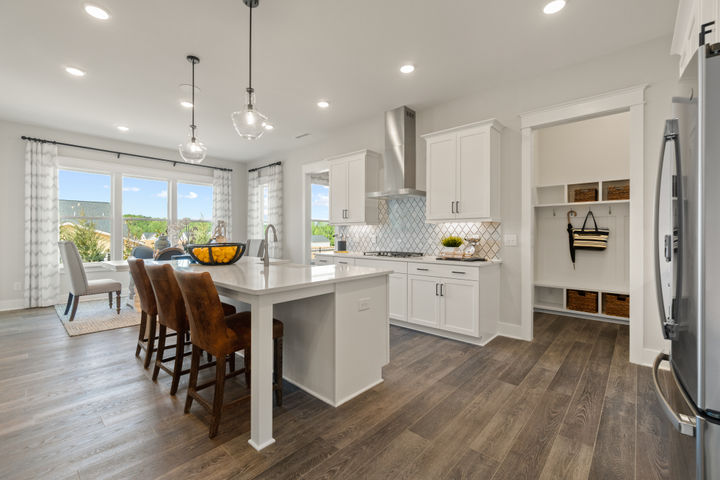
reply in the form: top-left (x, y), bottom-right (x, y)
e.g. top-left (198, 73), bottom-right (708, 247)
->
top-left (367, 106), bottom-right (425, 199)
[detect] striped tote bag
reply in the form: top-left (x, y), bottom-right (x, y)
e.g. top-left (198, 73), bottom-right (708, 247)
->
top-left (572, 211), bottom-right (609, 250)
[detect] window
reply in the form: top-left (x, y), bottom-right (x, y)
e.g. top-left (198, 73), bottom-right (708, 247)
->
top-left (56, 160), bottom-right (219, 264)
top-left (310, 182), bottom-right (334, 258)
top-left (177, 182), bottom-right (213, 244)
top-left (59, 169), bottom-right (112, 262)
top-left (122, 176), bottom-right (168, 257)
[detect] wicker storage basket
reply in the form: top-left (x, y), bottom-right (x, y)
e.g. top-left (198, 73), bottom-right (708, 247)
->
top-left (574, 188), bottom-right (598, 202)
top-left (567, 289), bottom-right (598, 313)
top-left (604, 293), bottom-right (630, 318)
top-left (607, 184), bottom-right (630, 200)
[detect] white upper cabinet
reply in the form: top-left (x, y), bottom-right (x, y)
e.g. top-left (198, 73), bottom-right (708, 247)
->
top-left (423, 120), bottom-right (503, 222)
top-left (328, 150), bottom-right (381, 225)
top-left (673, 0), bottom-right (720, 77)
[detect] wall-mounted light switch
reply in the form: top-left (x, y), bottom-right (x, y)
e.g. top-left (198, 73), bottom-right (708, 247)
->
top-left (504, 234), bottom-right (518, 247)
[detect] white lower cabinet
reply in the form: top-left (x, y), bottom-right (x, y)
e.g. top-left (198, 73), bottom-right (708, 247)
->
top-left (388, 273), bottom-right (407, 322)
top-left (407, 275), bottom-right (441, 328)
top-left (408, 275), bottom-right (479, 337)
top-left (439, 278), bottom-right (479, 337)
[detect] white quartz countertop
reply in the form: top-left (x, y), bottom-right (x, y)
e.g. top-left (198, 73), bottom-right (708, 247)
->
top-left (315, 251), bottom-right (502, 267)
top-left (168, 257), bottom-right (392, 296)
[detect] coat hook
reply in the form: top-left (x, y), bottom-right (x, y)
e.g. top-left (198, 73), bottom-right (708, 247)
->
top-left (609, 205), bottom-right (612, 215)
top-left (553, 208), bottom-right (556, 216)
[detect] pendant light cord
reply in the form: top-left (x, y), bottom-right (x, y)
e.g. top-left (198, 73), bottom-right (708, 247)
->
top-left (248, 2), bottom-right (252, 91)
top-left (191, 59), bottom-right (196, 139)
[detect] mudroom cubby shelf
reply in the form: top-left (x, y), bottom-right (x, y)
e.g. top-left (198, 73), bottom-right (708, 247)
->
top-left (533, 179), bottom-right (630, 207)
top-left (533, 284), bottom-right (630, 323)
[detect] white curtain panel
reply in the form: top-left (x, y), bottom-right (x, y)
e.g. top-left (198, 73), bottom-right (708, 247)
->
top-left (212, 169), bottom-right (232, 240)
top-left (24, 141), bottom-right (60, 308)
top-left (247, 164), bottom-right (283, 258)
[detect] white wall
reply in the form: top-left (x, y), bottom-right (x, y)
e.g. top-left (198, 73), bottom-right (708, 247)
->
top-left (534, 111), bottom-right (631, 186)
top-left (247, 36), bottom-right (684, 360)
top-left (0, 119), bottom-right (247, 310)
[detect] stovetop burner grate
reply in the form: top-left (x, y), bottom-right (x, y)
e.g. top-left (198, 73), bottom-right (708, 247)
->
top-left (363, 251), bottom-right (424, 258)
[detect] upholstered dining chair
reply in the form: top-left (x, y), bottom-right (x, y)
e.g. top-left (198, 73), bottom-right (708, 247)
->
top-left (155, 247), bottom-right (185, 261)
top-left (130, 245), bottom-right (154, 259)
top-left (58, 241), bottom-right (121, 322)
top-left (174, 270), bottom-right (284, 438)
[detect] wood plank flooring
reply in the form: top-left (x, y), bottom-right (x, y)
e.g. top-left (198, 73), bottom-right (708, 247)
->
top-left (0, 308), bottom-right (685, 479)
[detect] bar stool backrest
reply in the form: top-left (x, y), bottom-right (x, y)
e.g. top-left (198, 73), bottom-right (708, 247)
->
top-left (146, 264), bottom-right (188, 333)
top-left (174, 270), bottom-right (234, 354)
top-left (127, 258), bottom-right (157, 316)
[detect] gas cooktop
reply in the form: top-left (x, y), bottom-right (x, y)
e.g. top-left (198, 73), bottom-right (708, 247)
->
top-left (363, 251), bottom-right (424, 258)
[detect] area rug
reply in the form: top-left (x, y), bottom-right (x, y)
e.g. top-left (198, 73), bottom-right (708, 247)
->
top-left (55, 299), bottom-right (140, 337)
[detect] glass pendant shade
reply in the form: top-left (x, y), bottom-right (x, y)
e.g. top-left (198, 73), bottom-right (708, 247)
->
top-left (231, 89), bottom-right (268, 140)
top-left (178, 130), bottom-right (207, 164)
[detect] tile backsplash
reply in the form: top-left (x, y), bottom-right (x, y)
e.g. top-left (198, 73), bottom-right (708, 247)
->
top-left (336, 196), bottom-right (502, 259)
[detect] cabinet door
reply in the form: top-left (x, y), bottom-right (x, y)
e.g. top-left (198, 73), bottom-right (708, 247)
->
top-left (334, 257), bottom-right (355, 266)
top-left (456, 129), bottom-right (490, 220)
top-left (346, 156), bottom-right (365, 223)
top-left (407, 275), bottom-right (440, 327)
top-left (329, 161), bottom-right (348, 224)
top-left (388, 273), bottom-right (407, 321)
top-left (426, 134), bottom-right (457, 221)
top-left (439, 279), bottom-right (479, 337)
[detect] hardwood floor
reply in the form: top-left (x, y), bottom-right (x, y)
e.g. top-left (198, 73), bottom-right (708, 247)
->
top-left (0, 308), bottom-right (689, 479)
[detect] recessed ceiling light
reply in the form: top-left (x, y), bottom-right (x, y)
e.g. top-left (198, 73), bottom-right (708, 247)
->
top-left (317, 100), bottom-right (330, 109)
top-left (262, 123), bottom-right (274, 131)
top-left (180, 100), bottom-right (193, 108)
top-left (400, 64), bottom-right (415, 74)
top-left (116, 125), bottom-right (129, 132)
top-left (64, 66), bottom-right (86, 77)
top-left (543, 0), bottom-right (566, 14)
top-left (83, 3), bottom-right (110, 20)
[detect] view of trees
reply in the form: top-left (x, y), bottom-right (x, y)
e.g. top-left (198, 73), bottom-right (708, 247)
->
top-left (312, 221), bottom-right (335, 246)
top-left (59, 219), bottom-right (109, 262)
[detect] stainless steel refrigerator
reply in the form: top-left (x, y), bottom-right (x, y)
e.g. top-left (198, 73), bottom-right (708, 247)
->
top-left (654, 43), bottom-right (720, 480)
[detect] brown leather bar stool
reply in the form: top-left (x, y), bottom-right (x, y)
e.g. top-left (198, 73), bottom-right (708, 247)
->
top-left (174, 270), bottom-right (284, 438)
top-left (145, 264), bottom-right (237, 395)
top-left (128, 258), bottom-right (160, 369)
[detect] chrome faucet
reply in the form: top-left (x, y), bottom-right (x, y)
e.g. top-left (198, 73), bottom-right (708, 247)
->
top-left (262, 224), bottom-right (278, 267)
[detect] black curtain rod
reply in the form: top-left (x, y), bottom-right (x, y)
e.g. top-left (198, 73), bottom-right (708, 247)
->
top-left (20, 136), bottom-right (233, 172)
top-left (248, 161), bottom-right (281, 173)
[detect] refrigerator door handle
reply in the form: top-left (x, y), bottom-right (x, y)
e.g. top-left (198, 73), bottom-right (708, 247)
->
top-left (654, 121), bottom-right (681, 340)
top-left (653, 352), bottom-right (697, 437)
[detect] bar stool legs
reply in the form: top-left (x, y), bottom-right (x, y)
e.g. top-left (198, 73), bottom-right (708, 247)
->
top-left (135, 311), bottom-right (157, 369)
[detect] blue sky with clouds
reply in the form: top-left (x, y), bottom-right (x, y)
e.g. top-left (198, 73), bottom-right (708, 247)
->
top-left (59, 170), bottom-right (212, 220)
top-left (311, 183), bottom-right (329, 220)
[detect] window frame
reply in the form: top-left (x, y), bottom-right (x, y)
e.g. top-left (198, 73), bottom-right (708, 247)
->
top-left (57, 156), bottom-right (215, 265)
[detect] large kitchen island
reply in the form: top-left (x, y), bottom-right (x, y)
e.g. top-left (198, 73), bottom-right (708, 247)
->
top-left (176, 257), bottom-right (391, 451)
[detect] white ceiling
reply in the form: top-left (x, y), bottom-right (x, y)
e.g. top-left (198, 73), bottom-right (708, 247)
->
top-left (0, 0), bottom-right (677, 162)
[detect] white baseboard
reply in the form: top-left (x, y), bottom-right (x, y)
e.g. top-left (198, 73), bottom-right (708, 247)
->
top-left (0, 299), bottom-right (25, 312)
top-left (497, 321), bottom-right (530, 341)
top-left (390, 320), bottom-right (494, 346)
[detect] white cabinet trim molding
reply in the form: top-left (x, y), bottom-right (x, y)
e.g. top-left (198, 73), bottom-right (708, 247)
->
top-left (519, 86), bottom-right (647, 365)
top-left (519, 85), bottom-right (647, 129)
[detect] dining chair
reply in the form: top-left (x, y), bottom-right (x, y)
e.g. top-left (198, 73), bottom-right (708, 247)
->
top-left (130, 245), bottom-right (154, 259)
top-left (245, 239), bottom-right (266, 257)
top-left (145, 264), bottom-right (237, 395)
top-left (58, 241), bottom-right (121, 322)
top-left (128, 258), bottom-right (160, 369)
top-left (155, 247), bottom-right (185, 261)
top-left (174, 270), bottom-right (284, 438)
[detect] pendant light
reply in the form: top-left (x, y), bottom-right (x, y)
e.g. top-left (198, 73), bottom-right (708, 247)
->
top-left (231, 0), bottom-right (272, 140)
top-left (178, 55), bottom-right (207, 163)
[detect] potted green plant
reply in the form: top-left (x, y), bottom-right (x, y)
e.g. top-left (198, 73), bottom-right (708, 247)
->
top-left (440, 235), bottom-right (464, 258)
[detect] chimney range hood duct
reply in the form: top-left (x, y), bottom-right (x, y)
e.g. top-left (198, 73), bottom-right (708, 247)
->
top-left (367, 106), bottom-right (425, 199)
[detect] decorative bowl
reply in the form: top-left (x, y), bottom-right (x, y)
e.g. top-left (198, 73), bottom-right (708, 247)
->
top-left (186, 243), bottom-right (246, 266)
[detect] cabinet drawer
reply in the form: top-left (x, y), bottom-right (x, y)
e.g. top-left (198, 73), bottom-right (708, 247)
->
top-left (334, 258), bottom-right (356, 266)
top-left (407, 263), bottom-right (479, 281)
top-left (355, 258), bottom-right (408, 274)
top-left (315, 256), bottom-right (333, 265)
